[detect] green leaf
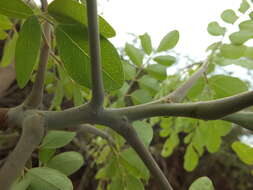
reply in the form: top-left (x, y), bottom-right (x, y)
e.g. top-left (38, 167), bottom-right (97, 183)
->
top-left (146, 64), bottom-right (167, 81)
top-left (232, 141), bottom-right (253, 165)
top-left (187, 77), bottom-right (205, 99)
top-left (0, 14), bottom-right (12, 30)
top-left (157, 30), bottom-right (179, 52)
top-left (205, 126), bottom-right (221, 153)
top-left (131, 89), bottom-right (152, 105)
top-left (189, 176), bottom-right (214, 190)
top-left (221, 9), bottom-right (238, 24)
top-left (209, 75), bottom-right (248, 98)
top-left (15, 16), bottom-right (42, 88)
top-left (139, 33), bottom-right (152, 55)
top-left (153, 55), bottom-right (176, 66)
top-left (11, 176), bottom-right (31, 190)
top-left (55, 24), bottom-right (124, 91)
top-left (239, 20), bottom-right (253, 31)
top-left (206, 42), bottom-right (221, 52)
top-left (125, 175), bottom-right (144, 190)
top-left (0, 0), bottom-right (33, 18)
top-left (39, 149), bottom-right (56, 164)
top-left (138, 75), bottom-right (160, 96)
top-left (50, 81), bottom-right (64, 110)
top-left (108, 177), bottom-right (124, 190)
top-left (73, 85), bottom-right (83, 106)
top-left (47, 151), bottom-right (84, 176)
top-left (220, 44), bottom-right (246, 59)
top-left (229, 30), bottom-right (253, 45)
top-left (120, 148), bottom-right (149, 180)
top-left (123, 61), bottom-right (136, 80)
top-left (41, 130), bottom-right (76, 149)
top-left (239, 0), bottom-right (250, 13)
top-left (244, 47), bottom-right (253, 59)
top-left (207, 22), bottom-right (226, 36)
top-left (27, 167), bottom-right (73, 190)
top-left (249, 11), bottom-right (253, 19)
top-left (48, 0), bottom-right (115, 38)
top-left (125, 43), bottom-right (144, 66)
top-left (161, 132), bottom-right (179, 157)
top-left (0, 30), bottom-right (8, 40)
top-left (96, 157), bottom-right (118, 179)
top-left (133, 121), bottom-right (153, 147)
top-left (184, 144), bottom-right (199, 171)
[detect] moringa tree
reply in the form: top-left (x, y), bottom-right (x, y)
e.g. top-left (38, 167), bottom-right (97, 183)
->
top-left (0, 0), bottom-right (253, 189)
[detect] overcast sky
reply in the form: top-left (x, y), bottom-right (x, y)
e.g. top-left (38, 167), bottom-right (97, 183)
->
top-left (98, 0), bottom-right (240, 59)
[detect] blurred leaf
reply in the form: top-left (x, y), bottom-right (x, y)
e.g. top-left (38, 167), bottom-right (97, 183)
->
top-left (48, 0), bottom-right (115, 38)
top-left (138, 75), bottom-right (160, 96)
top-left (229, 30), bottom-right (253, 45)
top-left (50, 81), bottom-right (64, 110)
top-left (123, 61), bottom-right (136, 80)
top-left (209, 75), bottom-right (248, 98)
top-left (125, 175), bottom-right (144, 190)
top-left (232, 141), bottom-right (253, 165)
top-left (56, 24), bottom-right (123, 91)
top-left (41, 130), bottom-right (76, 149)
top-left (239, 20), bottom-right (253, 31)
top-left (146, 64), bottom-right (167, 81)
top-left (139, 33), bottom-right (152, 55)
top-left (187, 77), bottom-right (205, 99)
top-left (39, 149), bottom-right (56, 164)
top-left (0, 30), bottom-right (8, 40)
top-left (205, 125), bottom-right (221, 153)
top-left (244, 47), bottom-right (253, 59)
top-left (0, 31), bottom-right (18, 67)
top-left (47, 151), bottom-right (84, 176)
top-left (27, 167), bottom-right (73, 190)
top-left (189, 176), bottom-right (214, 190)
top-left (10, 176), bottom-right (31, 190)
top-left (207, 22), bottom-right (226, 36)
top-left (73, 85), bottom-right (83, 106)
top-left (15, 16), bottom-right (42, 88)
top-left (131, 89), bottom-right (152, 105)
top-left (184, 144), bottom-right (199, 171)
top-left (161, 132), bottom-right (179, 157)
top-left (96, 157), bottom-right (118, 179)
top-left (0, 0), bottom-right (33, 18)
top-left (0, 14), bottom-right (12, 29)
top-left (221, 9), bottom-right (238, 24)
top-left (133, 121), bottom-right (153, 147)
top-left (220, 44), bottom-right (246, 59)
top-left (108, 177), bottom-right (124, 190)
top-left (206, 41), bottom-right (221, 52)
top-left (125, 43), bottom-right (144, 66)
top-left (120, 148), bottom-right (149, 180)
top-left (157, 30), bottom-right (179, 52)
top-left (153, 55), bottom-right (176, 66)
top-left (239, 0), bottom-right (250, 13)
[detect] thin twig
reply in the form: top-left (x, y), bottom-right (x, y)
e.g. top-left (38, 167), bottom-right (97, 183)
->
top-left (86, 0), bottom-right (104, 110)
top-left (24, 0), bottom-right (50, 108)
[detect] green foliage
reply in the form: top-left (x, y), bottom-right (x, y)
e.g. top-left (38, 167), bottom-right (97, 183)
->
top-left (125, 43), bottom-right (144, 66)
top-left (157, 30), bottom-right (179, 52)
top-left (239, 0), bottom-right (250, 13)
top-left (232, 141), bottom-right (253, 165)
top-left (153, 55), bottom-right (176, 66)
top-left (221, 9), bottom-right (238, 24)
top-left (56, 24), bottom-right (124, 91)
top-left (47, 151), bottom-right (84, 176)
top-left (15, 16), bottom-right (42, 88)
top-left (0, 0), bottom-right (33, 19)
top-left (207, 22), bottom-right (226, 36)
top-left (209, 75), bottom-right (248, 98)
top-left (189, 176), bottom-right (214, 190)
top-left (184, 143), bottom-right (199, 171)
top-left (27, 167), bottom-right (73, 190)
top-left (139, 33), bottom-right (152, 55)
top-left (40, 130), bottom-right (76, 149)
top-left (220, 44), bottom-right (246, 59)
top-left (48, 0), bottom-right (115, 38)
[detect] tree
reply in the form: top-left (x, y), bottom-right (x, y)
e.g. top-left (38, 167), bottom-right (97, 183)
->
top-left (0, 0), bottom-right (253, 189)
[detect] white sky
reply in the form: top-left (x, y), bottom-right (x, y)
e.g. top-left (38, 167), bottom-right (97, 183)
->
top-left (98, 0), bottom-right (240, 59)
